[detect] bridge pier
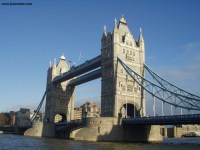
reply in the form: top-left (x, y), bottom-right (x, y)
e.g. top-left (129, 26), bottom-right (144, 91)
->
top-left (70, 117), bottom-right (163, 142)
top-left (24, 122), bottom-right (55, 137)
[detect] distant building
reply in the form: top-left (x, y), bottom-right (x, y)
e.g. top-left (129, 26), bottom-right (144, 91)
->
top-left (73, 102), bottom-right (101, 120)
top-left (81, 102), bottom-right (100, 118)
top-left (0, 113), bottom-right (11, 126)
top-left (74, 107), bottom-right (83, 120)
top-left (54, 114), bottom-right (62, 123)
top-left (9, 111), bottom-right (17, 125)
top-left (182, 124), bottom-right (200, 134)
top-left (17, 108), bottom-right (31, 126)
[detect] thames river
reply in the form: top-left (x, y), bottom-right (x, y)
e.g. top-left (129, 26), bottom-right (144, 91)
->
top-left (0, 134), bottom-right (200, 150)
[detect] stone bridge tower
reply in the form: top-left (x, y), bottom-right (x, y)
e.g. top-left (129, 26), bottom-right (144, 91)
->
top-left (101, 17), bottom-right (145, 117)
top-left (45, 55), bottom-right (74, 123)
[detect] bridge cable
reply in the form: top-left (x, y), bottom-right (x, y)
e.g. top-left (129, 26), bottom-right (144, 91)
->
top-left (117, 57), bottom-right (200, 111)
top-left (25, 90), bottom-right (47, 126)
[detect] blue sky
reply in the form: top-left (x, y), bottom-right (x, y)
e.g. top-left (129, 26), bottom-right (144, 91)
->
top-left (0, 0), bottom-right (200, 114)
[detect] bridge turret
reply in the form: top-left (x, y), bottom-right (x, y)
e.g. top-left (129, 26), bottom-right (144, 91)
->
top-left (101, 16), bottom-right (146, 117)
top-left (45, 53), bottom-right (74, 124)
top-left (139, 28), bottom-right (145, 52)
top-left (138, 27), bottom-right (145, 116)
top-left (52, 58), bottom-right (57, 78)
top-left (113, 18), bottom-right (119, 44)
top-left (101, 25), bottom-right (107, 48)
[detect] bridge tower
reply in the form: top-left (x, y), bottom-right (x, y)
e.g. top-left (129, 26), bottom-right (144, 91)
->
top-left (101, 17), bottom-right (145, 117)
top-left (45, 54), bottom-right (74, 123)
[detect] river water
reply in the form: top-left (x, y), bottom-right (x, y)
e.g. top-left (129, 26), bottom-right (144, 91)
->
top-left (0, 134), bottom-right (200, 150)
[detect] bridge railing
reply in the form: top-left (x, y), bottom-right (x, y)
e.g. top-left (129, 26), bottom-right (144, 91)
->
top-left (122, 114), bottom-right (200, 125)
top-left (55, 119), bottom-right (83, 131)
top-left (123, 114), bottom-right (200, 120)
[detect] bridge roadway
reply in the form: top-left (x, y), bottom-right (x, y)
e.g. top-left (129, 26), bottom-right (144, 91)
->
top-left (55, 114), bottom-right (200, 132)
top-left (55, 120), bottom-right (83, 132)
top-left (122, 114), bottom-right (200, 125)
top-left (53, 55), bottom-right (101, 85)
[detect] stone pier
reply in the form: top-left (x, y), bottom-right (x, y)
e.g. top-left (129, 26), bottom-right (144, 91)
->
top-left (70, 117), bottom-right (163, 142)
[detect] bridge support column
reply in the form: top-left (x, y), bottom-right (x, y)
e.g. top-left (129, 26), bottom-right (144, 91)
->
top-left (100, 16), bottom-right (145, 117)
top-left (45, 54), bottom-right (75, 123)
top-left (66, 86), bottom-right (75, 121)
top-left (24, 122), bottom-right (55, 137)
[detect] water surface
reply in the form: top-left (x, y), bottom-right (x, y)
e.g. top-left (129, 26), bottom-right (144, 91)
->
top-left (0, 134), bottom-right (199, 150)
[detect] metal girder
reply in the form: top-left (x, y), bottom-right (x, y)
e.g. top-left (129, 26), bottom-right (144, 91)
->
top-left (117, 57), bottom-right (200, 111)
top-left (53, 55), bottom-right (101, 84)
top-left (25, 90), bottom-right (47, 126)
top-left (144, 64), bottom-right (200, 107)
top-left (123, 114), bottom-right (200, 125)
top-left (68, 69), bottom-right (102, 86)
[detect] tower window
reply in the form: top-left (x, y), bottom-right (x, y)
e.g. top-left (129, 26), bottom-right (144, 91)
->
top-left (123, 49), bottom-right (125, 54)
top-left (126, 50), bottom-right (129, 54)
top-left (127, 85), bottom-right (133, 92)
top-left (121, 85), bottom-right (126, 91)
top-left (130, 42), bottom-right (132, 46)
top-left (130, 51), bottom-right (132, 55)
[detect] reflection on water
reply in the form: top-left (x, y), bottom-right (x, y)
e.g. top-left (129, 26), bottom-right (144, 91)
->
top-left (0, 134), bottom-right (200, 150)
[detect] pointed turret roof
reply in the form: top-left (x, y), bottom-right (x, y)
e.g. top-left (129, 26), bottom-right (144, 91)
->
top-left (117, 16), bottom-right (132, 42)
top-left (139, 27), bottom-right (144, 42)
top-left (53, 58), bottom-right (56, 68)
top-left (60, 54), bottom-right (66, 60)
top-left (119, 16), bottom-right (127, 24)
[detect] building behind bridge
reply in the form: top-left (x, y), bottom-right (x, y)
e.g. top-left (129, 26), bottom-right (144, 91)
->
top-left (54, 102), bottom-right (100, 121)
top-left (74, 102), bottom-right (100, 120)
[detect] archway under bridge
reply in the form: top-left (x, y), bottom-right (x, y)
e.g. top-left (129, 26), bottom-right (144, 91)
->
top-left (120, 103), bottom-right (140, 118)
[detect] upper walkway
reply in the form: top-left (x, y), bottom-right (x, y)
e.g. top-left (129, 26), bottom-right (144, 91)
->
top-left (53, 55), bottom-right (101, 84)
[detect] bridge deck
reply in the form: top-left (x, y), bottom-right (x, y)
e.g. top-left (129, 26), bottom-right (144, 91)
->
top-left (55, 120), bottom-right (83, 131)
top-left (122, 114), bottom-right (200, 125)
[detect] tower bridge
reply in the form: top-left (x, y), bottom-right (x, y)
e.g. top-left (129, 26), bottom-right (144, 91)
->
top-left (24, 16), bottom-right (200, 142)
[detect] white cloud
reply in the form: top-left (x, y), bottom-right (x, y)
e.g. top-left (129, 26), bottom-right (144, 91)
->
top-left (182, 41), bottom-right (200, 50)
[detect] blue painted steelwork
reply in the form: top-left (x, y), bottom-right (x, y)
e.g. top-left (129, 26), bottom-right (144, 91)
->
top-left (68, 69), bottom-right (102, 86)
top-left (122, 114), bottom-right (200, 125)
top-left (117, 57), bottom-right (200, 110)
top-left (53, 55), bottom-right (101, 84)
top-left (144, 64), bottom-right (200, 108)
top-left (24, 91), bottom-right (46, 127)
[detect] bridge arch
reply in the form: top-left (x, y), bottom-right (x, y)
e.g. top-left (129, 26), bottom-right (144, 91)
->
top-left (119, 103), bottom-right (140, 118)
